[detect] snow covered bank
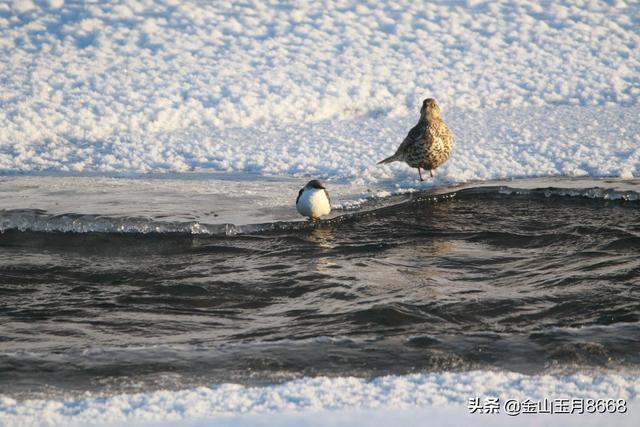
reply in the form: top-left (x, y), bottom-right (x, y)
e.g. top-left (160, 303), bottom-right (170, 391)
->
top-left (1, 1), bottom-right (638, 181)
top-left (147, 405), bottom-right (638, 427)
top-left (0, 371), bottom-right (638, 427)
top-left (1, 105), bottom-right (638, 184)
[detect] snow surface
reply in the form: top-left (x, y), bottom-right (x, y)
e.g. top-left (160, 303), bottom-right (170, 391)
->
top-left (0, 371), bottom-right (638, 427)
top-left (1, 0), bottom-right (639, 184)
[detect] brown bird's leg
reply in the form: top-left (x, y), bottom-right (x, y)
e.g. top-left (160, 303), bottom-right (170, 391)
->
top-left (429, 170), bottom-right (434, 178)
top-left (417, 167), bottom-right (424, 181)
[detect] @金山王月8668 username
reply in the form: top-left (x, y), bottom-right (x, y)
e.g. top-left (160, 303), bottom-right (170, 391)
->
top-left (468, 397), bottom-right (627, 415)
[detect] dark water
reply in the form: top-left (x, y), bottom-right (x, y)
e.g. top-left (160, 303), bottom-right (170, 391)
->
top-left (1, 186), bottom-right (640, 398)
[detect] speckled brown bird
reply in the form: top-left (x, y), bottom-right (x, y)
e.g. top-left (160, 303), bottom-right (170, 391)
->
top-left (378, 98), bottom-right (453, 181)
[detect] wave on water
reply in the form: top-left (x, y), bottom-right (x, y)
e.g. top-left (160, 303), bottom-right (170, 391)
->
top-left (1, 182), bottom-right (639, 236)
top-left (497, 186), bottom-right (640, 201)
top-left (0, 208), bottom-right (240, 236)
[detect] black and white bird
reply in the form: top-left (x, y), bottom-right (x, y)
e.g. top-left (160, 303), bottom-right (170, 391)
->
top-left (296, 180), bottom-right (331, 220)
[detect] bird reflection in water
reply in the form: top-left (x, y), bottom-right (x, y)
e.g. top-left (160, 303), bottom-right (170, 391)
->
top-left (303, 222), bottom-right (336, 272)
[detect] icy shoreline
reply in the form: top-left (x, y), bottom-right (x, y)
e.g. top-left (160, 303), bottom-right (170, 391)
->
top-left (1, 371), bottom-right (638, 427)
top-left (1, 175), bottom-right (638, 234)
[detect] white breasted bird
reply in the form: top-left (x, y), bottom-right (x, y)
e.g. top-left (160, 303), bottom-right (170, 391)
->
top-left (296, 180), bottom-right (331, 220)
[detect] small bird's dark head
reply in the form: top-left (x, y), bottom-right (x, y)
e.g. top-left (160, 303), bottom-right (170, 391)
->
top-left (420, 98), bottom-right (441, 120)
top-left (305, 179), bottom-right (326, 190)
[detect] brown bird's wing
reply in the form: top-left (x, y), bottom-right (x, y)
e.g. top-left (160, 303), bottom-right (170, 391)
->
top-left (397, 123), bottom-right (423, 153)
top-left (296, 188), bottom-right (304, 205)
top-left (378, 121), bottom-right (425, 164)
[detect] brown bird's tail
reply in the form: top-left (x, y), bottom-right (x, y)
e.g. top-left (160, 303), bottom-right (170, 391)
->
top-left (377, 154), bottom-right (400, 164)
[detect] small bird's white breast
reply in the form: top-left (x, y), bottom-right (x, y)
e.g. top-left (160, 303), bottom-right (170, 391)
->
top-left (297, 188), bottom-right (331, 219)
